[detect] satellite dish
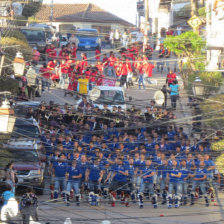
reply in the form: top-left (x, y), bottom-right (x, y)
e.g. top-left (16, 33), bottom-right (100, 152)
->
top-left (89, 87), bottom-right (101, 102)
top-left (154, 90), bottom-right (165, 105)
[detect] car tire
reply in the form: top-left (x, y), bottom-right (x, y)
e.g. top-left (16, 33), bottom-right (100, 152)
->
top-left (35, 182), bottom-right (44, 195)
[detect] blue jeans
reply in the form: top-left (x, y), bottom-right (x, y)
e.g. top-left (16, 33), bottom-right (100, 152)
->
top-left (66, 180), bottom-right (80, 195)
top-left (54, 176), bottom-right (66, 192)
top-left (138, 75), bottom-right (145, 89)
top-left (139, 181), bottom-right (154, 194)
top-left (191, 181), bottom-right (206, 195)
top-left (168, 182), bottom-right (181, 196)
top-left (89, 180), bottom-right (100, 193)
top-left (42, 79), bottom-right (51, 91)
top-left (180, 181), bottom-right (188, 196)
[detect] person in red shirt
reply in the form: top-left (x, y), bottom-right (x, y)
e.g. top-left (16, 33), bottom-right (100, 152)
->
top-left (95, 46), bottom-right (101, 61)
top-left (143, 57), bottom-right (155, 84)
top-left (80, 53), bottom-right (88, 74)
top-left (48, 59), bottom-right (59, 86)
top-left (49, 44), bottom-right (57, 61)
top-left (136, 60), bottom-right (145, 90)
top-left (40, 63), bottom-right (51, 91)
top-left (166, 70), bottom-right (177, 86)
top-left (72, 43), bottom-right (77, 59)
top-left (102, 54), bottom-right (108, 66)
top-left (119, 56), bottom-right (128, 88)
top-left (45, 45), bottom-right (51, 62)
top-left (59, 59), bottom-right (68, 89)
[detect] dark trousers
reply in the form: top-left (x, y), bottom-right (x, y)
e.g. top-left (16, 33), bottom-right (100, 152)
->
top-left (120, 75), bottom-right (127, 88)
top-left (171, 95), bottom-right (178, 109)
top-left (21, 207), bottom-right (38, 224)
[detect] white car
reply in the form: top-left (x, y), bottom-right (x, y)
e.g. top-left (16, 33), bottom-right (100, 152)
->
top-left (77, 86), bottom-right (128, 111)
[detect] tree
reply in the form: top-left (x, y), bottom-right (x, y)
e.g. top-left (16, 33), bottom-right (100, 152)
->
top-left (22, 2), bottom-right (42, 18)
top-left (164, 31), bottom-right (206, 85)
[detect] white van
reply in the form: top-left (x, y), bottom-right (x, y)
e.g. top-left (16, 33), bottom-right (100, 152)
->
top-left (77, 86), bottom-right (128, 111)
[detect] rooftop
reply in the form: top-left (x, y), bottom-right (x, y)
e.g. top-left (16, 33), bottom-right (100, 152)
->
top-left (35, 3), bottom-right (133, 26)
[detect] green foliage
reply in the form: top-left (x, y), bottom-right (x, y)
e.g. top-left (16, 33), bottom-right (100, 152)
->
top-left (0, 37), bottom-right (32, 76)
top-left (13, 16), bottom-right (27, 26)
top-left (216, 154), bottom-right (224, 175)
top-left (22, 2), bottom-right (42, 18)
top-left (28, 16), bottom-right (39, 24)
top-left (200, 94), bottom-right (224, 129)
top-left (0, 77), bottom-right (20, 96)
top-left (198, 7), bottom-right (206, 16)
top-left (0, 37), bottom-right (32, 61)
top-left (1, 29), bottom-right (27, 43)
top-left (164, 31), bottom-right (206, 57)
top-left (211, 139), bottom-right (224, 151)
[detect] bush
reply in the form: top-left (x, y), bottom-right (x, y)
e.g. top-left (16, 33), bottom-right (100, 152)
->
top-left (0, 77), bottom-right (20, 96)
top-left (187, 71), bottom-right (223, 95)
top-left (1, 29), bottom-right (27, 43)
top-left (211, 139), bottom-right (224, 151)
top-left (0, 37), bottom-right (32, 61)
top-left (216, 154), bottom-right (224, 175)
top-left (200, 94), bottom-right (224, 129)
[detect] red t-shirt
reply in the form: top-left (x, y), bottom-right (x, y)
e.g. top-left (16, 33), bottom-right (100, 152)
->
top-left (40, 67), bottom-right (51, 79)
top-left (167, 73), bottom-right (177, 84)
top-left (120, 63), bottom-right (128, 76)
top-left (144, 63), bottom-right (155, 77)
top-left (60, 63), bottom-right (68, 74)
top-left (108, 56), bottom-right (116, 67)
top-left (95, 49), bottom-right (101, 60)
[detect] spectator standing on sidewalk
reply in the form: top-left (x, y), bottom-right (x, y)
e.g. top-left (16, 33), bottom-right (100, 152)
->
top-left (1, 185), bottom-right (18, 223)
top-left (169, 79), bottom-right (179, 110)
top-left (4, 162), bottom-right (16, 193)
top-left (19, 188), bottom-right (38, 224)
top-left (166, 70), bottom-right (177, 87)
top-left (32, 47), bottom-right (40, 66)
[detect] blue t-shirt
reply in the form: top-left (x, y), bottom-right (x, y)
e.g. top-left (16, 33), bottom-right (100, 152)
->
top-left (53, 161), bottom-right (68, 177)
top-left (114, 165), bottom-right (128, 182)
top-left (158, 165), bottom-right (170, 180)
top-left (204, 160), bottom-right (215, 177)
top-left (180, 167), bottom-right (189, 182)
top-left (194, 168), bottom-right (207, 182)
top-left (142, 166), bottom-right (155, 183)
top-left (67, 166), bottom-right (81, 181)
top-left (169, 167), bottom-right (181, 183)
top-left (2, 191), bottom-right (15, 205)
top-left (88, 164), bottom-right (102, 181)
top-left (170, 84), bottom-right (179, 96)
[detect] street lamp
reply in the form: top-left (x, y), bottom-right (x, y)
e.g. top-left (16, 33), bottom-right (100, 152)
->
top-left (0, 98), bottom-right (16, 134)
top-left (192, 77), bottom-right (205, 97)
top-left (13, 52), bottom-right (25, 77)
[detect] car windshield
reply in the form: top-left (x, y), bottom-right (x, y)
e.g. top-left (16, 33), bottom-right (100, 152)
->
top-left (21, 29), bottom-right (46, 42)
top-left (76, 30), bottom-right (98, 38)
top-left (0, 149), bottom-right (39, 169)
top-left (12, 125), bottom-right (40, 138)
top-left (14, 105), bottom-right (39, 116)
top-left (94, 90), bottom-right (124, 105)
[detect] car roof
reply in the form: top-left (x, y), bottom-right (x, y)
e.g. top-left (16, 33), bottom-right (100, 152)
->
top-left (94, 86), bottom-right (124, 91)
top-left (77, 28), bottom-right (98, 32)
top-left (16, 101), bottom-right (40, 106)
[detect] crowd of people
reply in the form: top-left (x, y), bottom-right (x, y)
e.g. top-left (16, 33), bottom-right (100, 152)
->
top-left (20, 98), bottom-right (219, 209)
top-left (28, 31), bottom-right (178, 97)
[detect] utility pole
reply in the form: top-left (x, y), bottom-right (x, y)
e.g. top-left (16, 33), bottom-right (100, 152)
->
top-left (50, 0), bottom-right (53, 24)
top-left (143, 0), bottom-right (149, 51)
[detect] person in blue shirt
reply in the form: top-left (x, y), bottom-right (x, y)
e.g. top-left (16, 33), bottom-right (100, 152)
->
top-left (86, 159), bottom-right (103, 206)
top-left (109, 158), bottom-right (129, 207)
top-left (66, 160), bottom-right (82, 206)
top-left (52, 153), bottom-right (68, 200)
top-left (127, 158), bottom-right (137, 203)
top-left (138, 159), bottom-right (157, 209)
top-left (158, 159), bottom-right (170, 204)
top-left (167, 159), bottom-right (182, 208)
top-left (169, 79), bottom-right (179, 110)
top-left (190, 161), bottom-right (209, 206)
top-left (180, 160), bottom-right (190, 205)
top-left (204, 154), bottom-right (215, 202)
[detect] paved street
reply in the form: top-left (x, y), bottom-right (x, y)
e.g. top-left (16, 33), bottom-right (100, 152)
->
top-left (23, 193), bottom-right (224, 224)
